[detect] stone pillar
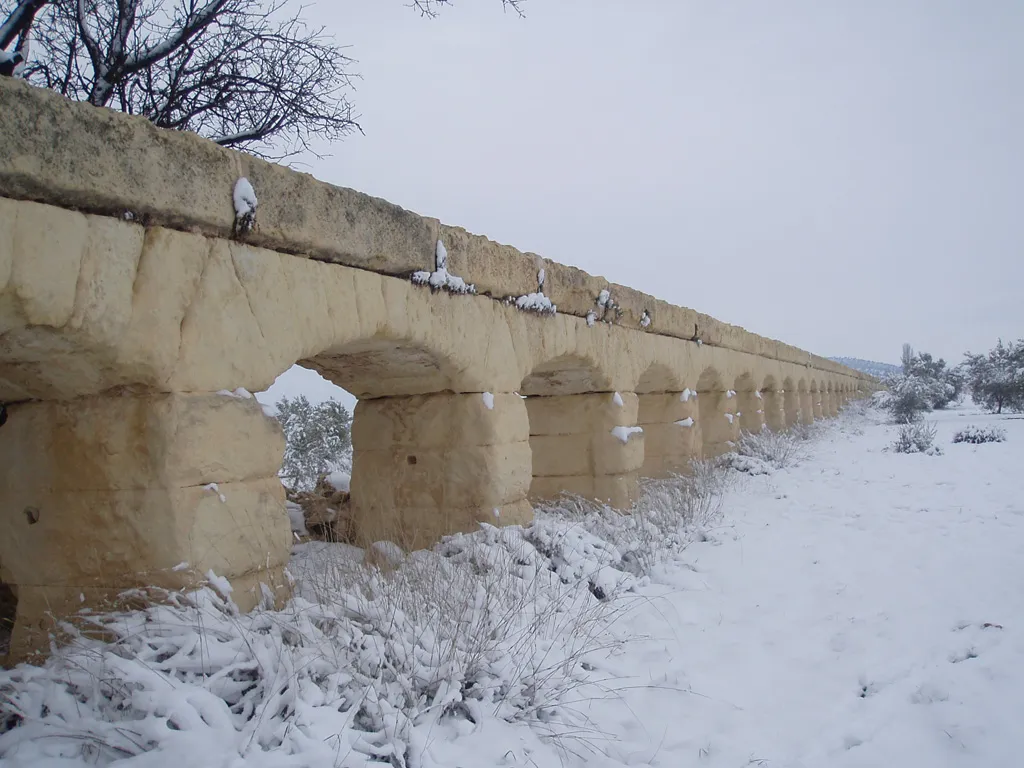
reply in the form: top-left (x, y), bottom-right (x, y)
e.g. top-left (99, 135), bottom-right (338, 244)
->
top-left (812, 390), bottom-right (824, 420)
top-left (762, 389), bottom-right (786, 431)
top-left (799, 390), bottom-right (814, 425)
top-left (699, 390), bottom-right (739, 457)
top-left (350, 392), bottom-right (532, 550)
top-left (638, 390), bottom-right (699, 477)
top-left (0, 393), bottom-right (291, 663)
top-left (783, 389), bottom-right (800, 428)
top-left (527, 392), bottom-right (643, 509)
top-left (828, 391), bottom-right (839, 417)
top-left (736, 389), bottom-right (765, 434)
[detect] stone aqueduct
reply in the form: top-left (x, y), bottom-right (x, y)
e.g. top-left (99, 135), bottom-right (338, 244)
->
top-left (0, 79), bottom-right (876, 659)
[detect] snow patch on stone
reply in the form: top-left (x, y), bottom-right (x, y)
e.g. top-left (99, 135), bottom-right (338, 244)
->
top-left (610, 425), bottom-right (643, 443)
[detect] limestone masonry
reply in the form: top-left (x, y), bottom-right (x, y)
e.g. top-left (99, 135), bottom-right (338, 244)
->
top-left (0, 78), bottom-right (876, 663)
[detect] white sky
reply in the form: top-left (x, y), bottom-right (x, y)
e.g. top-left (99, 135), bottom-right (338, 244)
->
top-left (265, 0), bottom-right (1023, 405)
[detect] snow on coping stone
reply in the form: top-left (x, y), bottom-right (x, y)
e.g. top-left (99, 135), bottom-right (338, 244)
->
top-left (514, 292), bottom-right (556, 314)
top-left (726, 390), bottom-right (736, 398)
top-left (233, 177), bottom-right (257, 234)
top-left (412, 240), bottom-right (476, 295)
top-left (586, 310), bottom-right (597, 327)
top-left (675, 417), bottom-right (694, 427)
top-left (613, 392), bottom-right (624, 407)
top-left (725, 413), bottom-right (735, 423)
top-left (610, 425), bottom-right (643, 443)
top-left (217, 388), bottom-right (254, 400)
top-left (482, 392), bottom-right (495, 410)
top-left (680, 388), bottom-right (694, 402)
top-left (640, 310), bottom-right (651, 328)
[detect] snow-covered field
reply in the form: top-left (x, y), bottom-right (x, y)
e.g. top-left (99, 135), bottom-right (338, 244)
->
top-left (3, 404), bottom-right (1023, 767)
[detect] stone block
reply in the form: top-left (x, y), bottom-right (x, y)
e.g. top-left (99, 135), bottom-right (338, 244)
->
top-left (351, 441), bottom-right (532, 510)
top-left (525, 392), bottom-right (638, 436)
top-left (529, 434), bottom-right (591, 477)
top-left (0, 77), bottom-right (436, 277)
top-left (0, 394), bottom-right (284, 492)
top-left (592, 430), bottom-right (645, 475)
top-left (353, 392), bottom-right (529, 449)
top-left (439, 224), bottom-right (540, 299)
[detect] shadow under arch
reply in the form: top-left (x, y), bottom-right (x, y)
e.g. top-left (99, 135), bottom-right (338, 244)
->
top-left (523, 354), bottom-right (638, 508)
top-left (734, 371), bottom-right (762, 433)
top-left (521, 354), bottom-right (611, 397)
top-left (782, 376), bottom-right (799, 427)
top-left (303, 337), bottom-right (457, 400)
top-left (295, 336), bottom-right (531, 550)
top-left (635, 362), bottom-right (692, 479)
top-left (798, 378), bottom-right (813, 425)
top-left (760, 374), bottom-right (785, 431)
top-left (697, 367), bottom-right (734, 458)
top-left (810, 378), bottom-right (824, 420)
top-left (636, 362), bottom-right (684, 395)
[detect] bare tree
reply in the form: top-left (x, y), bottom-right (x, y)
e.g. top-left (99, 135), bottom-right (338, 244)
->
top-left (1, 0), bottom-right (359, 158)
top-left (2, 0), bottom-right (525, 156)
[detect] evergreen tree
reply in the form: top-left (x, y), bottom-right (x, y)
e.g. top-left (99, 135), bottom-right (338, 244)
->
top-left (274, 395), bottom-right (352, 491)
top-left (963, 339), bottom-right (1024, 415)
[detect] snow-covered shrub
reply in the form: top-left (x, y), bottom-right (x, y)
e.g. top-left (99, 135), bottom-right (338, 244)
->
top-left (720, 453), bottom-right (772, 475)
top-left (882, 374), bottom-right (934, 423)
top-left (734, 429), bottom-right (809, 470)
top-left (891, 421), bottom-right (941, 455)
top-left (0, 517), bottom-right (638, 767)
top-left (952, 425), bottom-right (1007, 445)
top-left (538, 462), bottom-right (729, 574)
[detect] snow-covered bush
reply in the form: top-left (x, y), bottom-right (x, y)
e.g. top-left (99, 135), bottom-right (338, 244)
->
top-left (734, 428), bottom-right (809, 470)
top-left (0, 513), bottom-right (654, 767)
top-left (274, 395), bottom-right (352, 491)
top-left (952, 425), bottom-right (1007, 445)
top-left (881, 374), bottom-right (934, 423)
top-left (538, 462), bottom-right (729, 574)
top-left (891, 421), bottom-right (941, 455)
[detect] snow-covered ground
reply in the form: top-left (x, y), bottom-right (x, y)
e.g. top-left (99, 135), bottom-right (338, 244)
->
top-left (3, 404), bottom-right (1023, 767)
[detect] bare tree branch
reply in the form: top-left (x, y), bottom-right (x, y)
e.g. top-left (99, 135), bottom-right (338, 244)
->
top-left (2, 0), bottom-right (522, 157)
top-left (0, 0), bottom-right (45, 49)
top-left (410, 0), bottom-right (524, 18)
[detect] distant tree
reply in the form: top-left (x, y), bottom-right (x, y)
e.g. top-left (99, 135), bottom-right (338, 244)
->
top-left (881, 344), bottom-right (962, 422)
top-left (903, 350), bottom-right (962, 409)
top-left (275, 395), bottom-right (352, 491)
top-left (963, 339), bottom-right (1024, 415)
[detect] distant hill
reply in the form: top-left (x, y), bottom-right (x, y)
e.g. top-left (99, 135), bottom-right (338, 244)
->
top-left (828, 357), bottom-right (899, 379)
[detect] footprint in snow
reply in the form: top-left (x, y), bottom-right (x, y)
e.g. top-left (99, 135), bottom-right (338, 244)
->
top-left (949, 647), bottom-right (979, 663)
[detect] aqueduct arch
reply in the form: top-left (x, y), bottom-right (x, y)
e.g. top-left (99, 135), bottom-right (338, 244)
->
top-left (0, 77), bottom-right (876, 662)
top-left (735, 372), bottom-right (763, 434)
top-left (782, 377), bottom-right (800, 427)
top-left (761, 375), bottom-right (786, 431)
top-left (697, 368), bottom-right (736, 458)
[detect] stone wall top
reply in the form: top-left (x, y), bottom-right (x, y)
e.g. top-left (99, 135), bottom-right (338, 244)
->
top-left (0, 77), bottom-right (870, 382)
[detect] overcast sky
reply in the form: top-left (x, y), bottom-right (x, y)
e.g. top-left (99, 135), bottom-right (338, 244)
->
top-left (276, 0), bottom-right (1021, 396)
